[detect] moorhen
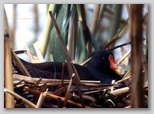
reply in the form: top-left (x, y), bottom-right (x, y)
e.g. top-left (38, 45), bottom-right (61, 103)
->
top-left (14, 50), bottom-right (122, 84)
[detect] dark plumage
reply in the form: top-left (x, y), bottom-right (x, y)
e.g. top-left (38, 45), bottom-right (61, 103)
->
top-left (14, 50), bottom-right (122, 84)
top-left (86, 50), bottom-right (121, 84)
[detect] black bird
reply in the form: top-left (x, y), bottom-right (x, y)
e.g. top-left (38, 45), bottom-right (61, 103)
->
top-left (86, 50), bottom-right (121, 84)
top-left (14, 50), bottom-right (121, 84)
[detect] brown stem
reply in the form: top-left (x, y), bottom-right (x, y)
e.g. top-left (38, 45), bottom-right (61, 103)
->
top-left (49, 11), bottom-right (85, 107)
top-left (130, 4), bottom-right (144, 108)
top-left (109, 41), bottom-right (131, 50)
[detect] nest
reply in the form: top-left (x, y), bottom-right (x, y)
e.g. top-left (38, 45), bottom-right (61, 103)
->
top-left (4, 50), bottom-right (148, 108)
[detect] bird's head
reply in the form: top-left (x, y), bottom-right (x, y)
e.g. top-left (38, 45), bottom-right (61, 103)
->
top-left (87, 50), bottom-right (120, 75)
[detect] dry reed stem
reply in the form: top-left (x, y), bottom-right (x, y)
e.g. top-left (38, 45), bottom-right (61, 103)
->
top-left (80, 57), bottom-right (92, 66)
top-left (53, 86), bottom-right (67, 95)
top-left (69, 11), bottom-right (78, 60)
top-left (13, 74), bottom-right (113, 89)
top-left (24, 87), bottom-right (91, 108)
top-left (130, 4), bottom-right (144, 108)
top-left (64, 75), bottom-right (73, 107)
top-left (117, 50), bottom-right (131, 65)
top-left (49, 11), bottom-right (85, 107)
top-left (87, 4), bottom-right (101, 56)
top-left (4, 39), bottom-right (14, 108)
top-left (36, 89), bottom-right (48, 108)
top-left (33, 41), bottom-right (44, 62)
top-left (13, 74), bottom-right (114, 90)
top-left (103, 19), bottom-right (128, 49)
top-left (107, 87), bottom-right (130, 97)
top-left (11, 50), bottom-right (31, 77)
top-left (13, 74), bottom-right (100, 84)
top-left (4, 88), bottom-right (36, 108)
top-left (61, 63), bottom-right (65, 86)
top-left (90, 4), bottom-right (101, 35)
top-left (4, 8), bottom-right (14, 108)
top-left (23, 38), bottom-right (40, 63)
top-left (109, 41), bottom-right (131, 51)
top-left (11, 5), bottom-right (17, 49)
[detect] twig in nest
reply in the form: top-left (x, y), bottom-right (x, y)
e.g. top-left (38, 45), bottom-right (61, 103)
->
top-left (4, 88), bottom-right (36, 108)
top-left (24, 87), bottom-right (91, 108)
top-left (13, 74), bottom-right (101, 86)
top-left (106, 87), bottom-right (130, 99)
top-left (36, 89), bottom-right (48, 108)
top-left (64, 74), bottom-right (73, 107)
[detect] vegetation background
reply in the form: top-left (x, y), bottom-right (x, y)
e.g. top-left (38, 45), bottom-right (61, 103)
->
top-left (4, 4), bottom-right (148, 108)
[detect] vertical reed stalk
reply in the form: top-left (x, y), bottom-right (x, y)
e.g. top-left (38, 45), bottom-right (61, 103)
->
top-left (4, 39), bottom-right (14, 108)
top-left (11, 4), bottom-right (17, 49)
top-left (130, 4), bottom-right (144, 108)
top-left (4, 9), bottom-right (14, 108)
top-left (76, 5), bottom-right (89, 50)
top-left (39, 4), bottom-right (57, 57)
top-left (34, 4), bottom-right (39, 40)
top-left (69, 11), bottom-right (78, 60)
top-left (87, 4), bottom-right (101, 57)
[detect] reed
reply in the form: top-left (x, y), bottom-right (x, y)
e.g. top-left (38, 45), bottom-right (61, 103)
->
top-left (4, 8), bottom-right (14, 108)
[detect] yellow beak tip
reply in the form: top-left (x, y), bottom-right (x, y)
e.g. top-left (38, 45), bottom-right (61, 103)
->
top-left (115, 69), bottom-right (120, 75)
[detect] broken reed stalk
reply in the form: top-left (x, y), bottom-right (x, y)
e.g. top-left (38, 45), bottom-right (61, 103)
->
top-left (36, 89), bottom-right (48, 108)
top-left (33, 41), bottom-right (44, 62)
top-left (4, 8), bottom-right (14, 108)
top-left (112, 87), bottom-right (129, 96)
top-left (49, 11), bottom-right (85, 107)
top-left (24, 38), bottom-right (40, 63)
top-left (130, 4), bottom-right (144, 108)
top-left (106, 87), bottom-right (130, 99)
